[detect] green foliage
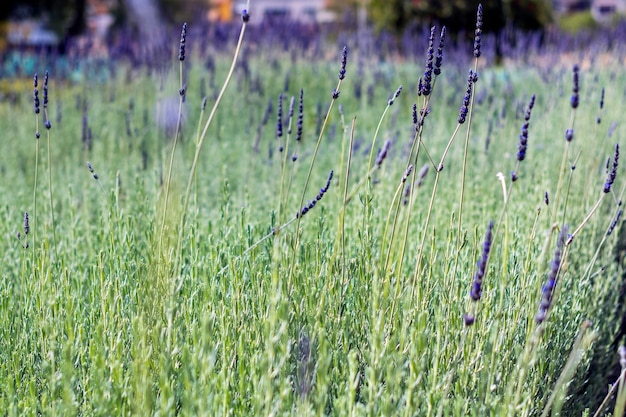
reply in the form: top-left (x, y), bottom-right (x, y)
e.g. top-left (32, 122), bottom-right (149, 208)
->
top-left (368, 0), bottom-right (553, 33)
top-left (0, 29), bottom-right (624, 416)
top-left (559, 11), bottom-right (598, 33)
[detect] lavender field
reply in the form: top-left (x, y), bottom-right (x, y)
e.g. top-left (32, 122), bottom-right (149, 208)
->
top-left (1, 5), bottom-right (626, 416)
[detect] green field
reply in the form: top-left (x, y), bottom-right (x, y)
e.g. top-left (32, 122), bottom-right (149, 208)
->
top-left (1, 23), bottom-right (625, 416)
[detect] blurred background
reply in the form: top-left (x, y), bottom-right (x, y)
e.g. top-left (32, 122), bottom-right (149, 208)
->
top-left (0, 0), bottom-right (623, 55)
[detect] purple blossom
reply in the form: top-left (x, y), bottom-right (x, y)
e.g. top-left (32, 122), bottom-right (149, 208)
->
top-left (178, 22), bottom-right (188, 61)
top-left (434, 27), bottom-right (446, 76)
top-left (516, 94), bottom-right (536, 162)
top-left (338, 45), bottom-right (347, 81)
top-left (604, 143), bottom-right (619, 193)
top-left (535, 226), bottom-right (568, 324)
top-left (570, 64), bottom-right (580, 109)
top-left (469, 220), bottom-right (494, 302)
top-left (473, 4), bottom-right (483, 58)
top-left (421, 27), bottom-right (436, 96)
top-left (458, 70), bottom-right (474, 124)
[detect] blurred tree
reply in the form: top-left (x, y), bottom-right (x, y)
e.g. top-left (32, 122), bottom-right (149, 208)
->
top-left (330, 0), bottom-right (553, 33)
top-left (157, 0), bottom-right (208, 23)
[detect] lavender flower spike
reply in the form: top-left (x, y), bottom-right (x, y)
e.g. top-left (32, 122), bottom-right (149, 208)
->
top-left (297, 170), bottom-right (334, 218)
top-left (516, 94), bottom-right (536, 162)
top-left (178, 22), bottom-right (188, 62)
top-left (434, 27), bottom-right (446, 76)
top-left (23, 211), bottom-right (29, 236)
top-left (604, 143), bottom-right (619, 193)
top-left (469, 220), bottom-right (494, 302)
top-left (33, 73), bottom-right (40, 115)
top-left (458, 70), bottom-right (474, 124)
top-left (570, 64), bottom-right (580, 109)
top-left (338, 46), bottom-right (347, 81)
top-left (473, 4), bottom-right (483, 58)
top-left (535, 226), bottom-right (568, 324)
top-left (421, 27), bottom-right (436, 96)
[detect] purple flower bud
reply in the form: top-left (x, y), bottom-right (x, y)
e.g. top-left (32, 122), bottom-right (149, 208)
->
top-left (458, 70), bottom-right (474, 124)
top-left (388, 85), bottom-right (402, 106)
top-left (296, 89), bottom-right (304, 142)
top-left (570, 65), bottom-right (580, 109)
top-left (604, 143), bottom-right (619, 193)
top-left (565, 128), bottom-right (574, 142)
top-left (607, 209), bottom-right (623, 236)
top-left (516, 94), bottom-right (535, 162)
top-left (276, 94), bottom-right (283, 138)
top-left (23, 211), bottom-right (29, 235)
top-left (297, 170), bottom-right (333, 218)
top-left (469, 220), bottom-right (494, 302)
top-left (434, 27), bottom-right (446, 76)
top-left (178, 22), bottom-right (188, 61)
top-left (535, 226), bottom-right (568, 324)
top-left (421, 27), bottom-right (436, 96)
top-left (376, 139), bottom-right (391, 167)
top-left (473, 4), bottom-right (483, 58)
top-left (241, 9), bottom-right (250, 23)
top-left (338, 46), bottom-right (348, 81)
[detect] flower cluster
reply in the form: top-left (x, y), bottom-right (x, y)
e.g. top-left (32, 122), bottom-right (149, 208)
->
top-left (338, 46), bottom-right (347, 81)
top-left (473, 4), bottom-right (483, 58)
top-left (297, 170), bottom-right (333, 218)
top-left (375, 139), bottom-right (391, 167)
top-left (570, 64), bottom-right (580, 109)
top-left (604, 143), bottom-right (619, 193)
top-left (276, 93), bottom-right (283, 139)
top-left (607, 209), bottom-right (623, 236)
top-left (458, 70), bottom-right (475, 124)
top-left (516, 94), bottom-right (535, 162)
top-left (421, 27), bottom-right (436, 96)
top-left (296, 89), bottom-right (304, 141)
top-left (23, 211), bottom-right (29, 236)
top-left (535, 226), bottom-right (568, 324)
top-left (470, 220), bottom-right (494, 301)
top-left (33, 73), bottom-right (40, 115)
top-left (178, 22), bottom-right (188, 61)
top-left (434, 27), bottom-right (446, 76)
top-left (388, 85), bottom-right (402, 106)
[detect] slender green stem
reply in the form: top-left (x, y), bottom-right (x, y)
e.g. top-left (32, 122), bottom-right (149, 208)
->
top-left (337, 117), bottom-right (356, 323)
top-left (175, 15), bottom-right (249, 278)
top-left (286, 78), bottom-right (342, 292)
top-left (44, 113), bottom-right (56, 255)
top-left (158, 60), bottom-right (185, 266)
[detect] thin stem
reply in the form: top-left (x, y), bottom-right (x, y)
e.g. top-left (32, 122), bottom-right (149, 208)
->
top-left (337, 117), bottom-right (356, 323)
top-left (286, 78), bottom-right (342, 292)
top-left (159, 60), bottom-right (185, 265)
top-left (174, 15), bottom-right (248, 278)
top-left (45, 114), bottom-right (56, 255)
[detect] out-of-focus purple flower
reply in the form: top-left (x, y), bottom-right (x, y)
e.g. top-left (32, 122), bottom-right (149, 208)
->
top-left (473, 4), bottom-right (483, 58)
top-left (535, 226), bottom-right (568, 324)
top-left (604, 143), bottom-right (619, 193)
top-left (570, 64), bottom-right (580, 109)
top-left (469, 220), bottom-right (494, 302)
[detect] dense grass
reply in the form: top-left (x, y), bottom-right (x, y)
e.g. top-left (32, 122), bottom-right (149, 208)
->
top-left (1, 16), bottom-right (626, 416)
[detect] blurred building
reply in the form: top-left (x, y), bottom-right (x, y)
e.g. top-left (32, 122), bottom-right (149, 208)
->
top-left (591, 0), bottom-right (626, 23)
top-left (210, 0), bottom-right (335, 23)
top-left (555, 0), bottom-right (625, 22)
